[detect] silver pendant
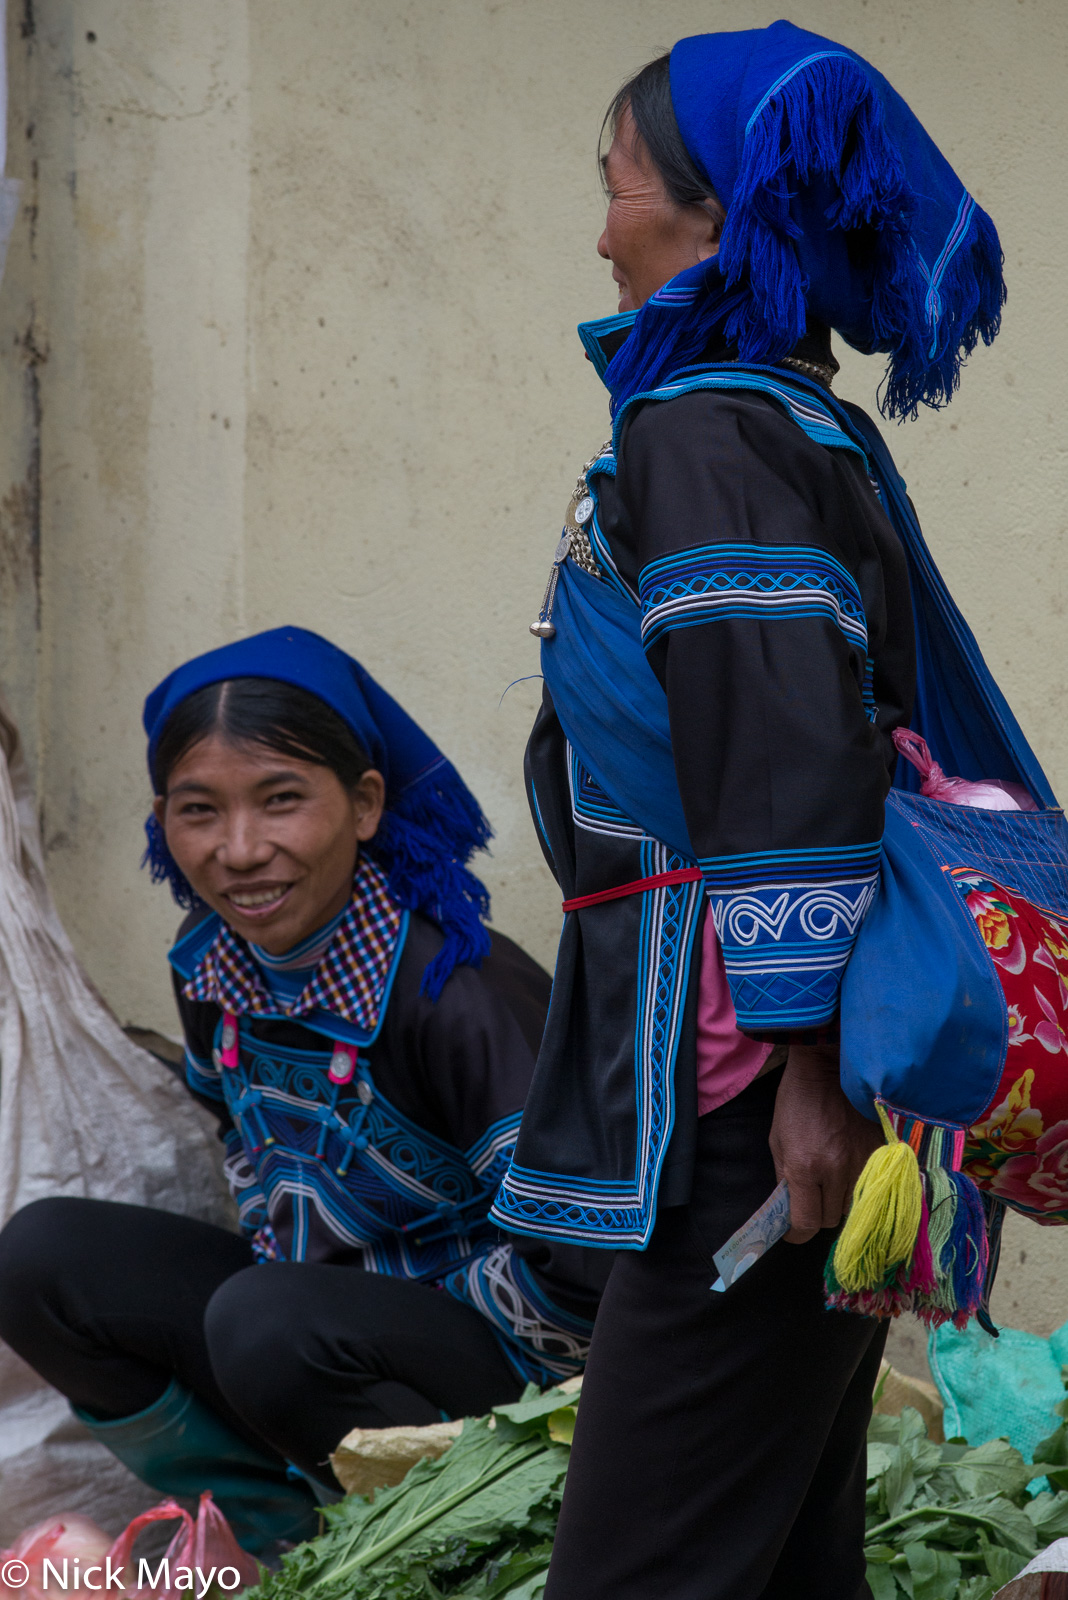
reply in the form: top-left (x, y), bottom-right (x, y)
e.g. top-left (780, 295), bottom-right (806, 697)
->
top-left (529, 439), bottom-right (612, 639)
top-left (529, 533), bottom-right (571, 638)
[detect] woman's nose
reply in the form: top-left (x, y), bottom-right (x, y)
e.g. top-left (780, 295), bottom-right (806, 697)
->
top-left (597, 228), bottom-right (610, 261)
top-left (218, 816), bottom-right (274, 870)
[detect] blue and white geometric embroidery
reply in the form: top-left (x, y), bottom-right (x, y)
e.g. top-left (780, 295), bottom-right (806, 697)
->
top-left (639, 542), bottom-right (868, 654)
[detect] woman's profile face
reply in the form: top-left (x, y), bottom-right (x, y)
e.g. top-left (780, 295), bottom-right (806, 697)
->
top-left (155, 734), bottom-right (385, 955)
top-left (598, 103), bottom-right (720, 313)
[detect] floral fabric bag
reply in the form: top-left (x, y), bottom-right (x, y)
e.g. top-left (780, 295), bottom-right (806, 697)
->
top-left (832, 782), bottom-right (1068, 1329)
top-left (957, 870), bottom-right (1068, 1221)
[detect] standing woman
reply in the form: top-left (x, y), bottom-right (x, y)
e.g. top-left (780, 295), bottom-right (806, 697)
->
top-left (0, 627), bottom-right (605, 1552)
top-left (494, 23), bottom-right (1005, 1599)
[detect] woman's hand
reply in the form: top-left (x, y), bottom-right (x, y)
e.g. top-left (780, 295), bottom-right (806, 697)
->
top-left (769, 1042), bottom-right (883, 1243)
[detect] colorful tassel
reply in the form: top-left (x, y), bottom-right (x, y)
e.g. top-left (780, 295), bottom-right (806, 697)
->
top-left (829, 1102), bottom-right (922, 1293)
top-left (824, 1100), bottom-right (991, 1332)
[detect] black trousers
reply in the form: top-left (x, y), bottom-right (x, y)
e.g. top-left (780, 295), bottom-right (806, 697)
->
top-left (544, 1068), bottom-right (886, 1600)
top-left (0, 1197), bottom-right (522, 1485)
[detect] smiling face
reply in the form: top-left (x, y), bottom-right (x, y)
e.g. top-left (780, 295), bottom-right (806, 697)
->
top-left (598, 103), bottom-right (721, 313)
top-left (155, 734), bottom-right (386, 955)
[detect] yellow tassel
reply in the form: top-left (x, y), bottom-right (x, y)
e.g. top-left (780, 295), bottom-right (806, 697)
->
top-left (831, 1104), bottom-right (923, 1293)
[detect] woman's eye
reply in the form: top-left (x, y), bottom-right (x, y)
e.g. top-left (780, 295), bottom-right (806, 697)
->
top-left (177, 801), bottom-right (214, 818)
top-left (266, 790), bottom-right (303, 806)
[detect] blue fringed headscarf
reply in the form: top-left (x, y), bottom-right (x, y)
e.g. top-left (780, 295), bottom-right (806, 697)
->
top-left (142, 626), bottom-right (493, 1000)
top-left (605, 20), bottom-right (1005, 419)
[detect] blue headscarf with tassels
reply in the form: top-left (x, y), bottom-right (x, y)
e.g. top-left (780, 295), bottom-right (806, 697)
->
top-left (142, 626), bottom-right (493, 1000)
top-left (605, 20), bottom-right (1005, 419)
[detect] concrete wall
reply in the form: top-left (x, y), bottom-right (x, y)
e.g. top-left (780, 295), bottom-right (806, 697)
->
top-left (2, 0), bottom-right (1066, 1371)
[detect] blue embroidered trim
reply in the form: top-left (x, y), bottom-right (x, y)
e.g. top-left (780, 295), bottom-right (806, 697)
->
top-left (222, 1128), bottom-right (270, 1235)
top-left (580, 448), bottom-right (636, 605)
top-left (612, 368), bottom-right (871, 461)
top-left (586, 505), bottom-right (636, 603)
top-left (214, 1019), bottom-right (493, 1273)
top-left (862, 658), bottom-right (877, 722)
top-left (442, 1242), bottom-right (593, 1385)
top-left (465, 1112), bottom-right (522, 1181)
top-left (638, 542), bottom-right (868, 653)
top-left (576, 310), bottom-right (637, 378)
top-left (699, 841), bottom-right (882, 887)
top-left (703, 843), bottom-right (882, 1029)
top-left (528, 779), bottom-right (554, 864)
top-left (493, 840), bottom-right (703, 1247)
top-left (568, 746), bottom-right (646, 841)
top-left (184, 1047), bottom-right (223, 1102)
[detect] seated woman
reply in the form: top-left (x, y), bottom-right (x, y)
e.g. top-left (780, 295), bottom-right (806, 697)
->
top-left (0, 626), bottom-right (605, 1552)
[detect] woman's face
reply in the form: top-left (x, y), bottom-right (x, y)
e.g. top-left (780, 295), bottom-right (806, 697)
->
top-left (598, 104), bottom-right (720, 313)
top-left (155, 734), bottom-right (386, 955)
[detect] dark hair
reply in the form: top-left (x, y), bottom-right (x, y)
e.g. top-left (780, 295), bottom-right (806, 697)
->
top-left (152, 678), bottom-right (373, 795)
top-left (603, 53), bottom-right (725, 223)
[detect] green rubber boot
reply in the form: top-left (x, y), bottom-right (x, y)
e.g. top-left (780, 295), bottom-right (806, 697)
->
top-left (75, 1380), bottom-right (320, 1554)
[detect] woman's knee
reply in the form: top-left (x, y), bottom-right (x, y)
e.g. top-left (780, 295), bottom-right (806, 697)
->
top-left (0, 1197), bottom-right (87, 1347)
top-left (204, 1265), bottom-right (314, 1431)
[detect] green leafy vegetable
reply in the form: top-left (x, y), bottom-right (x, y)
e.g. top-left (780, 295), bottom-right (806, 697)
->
top-left (246, 1386), bottom-right (576, 1600)
top-left (862, 1397), bottom-right (1068, 1598)
top-left (247, 1366), bottom-right (1068, 1600)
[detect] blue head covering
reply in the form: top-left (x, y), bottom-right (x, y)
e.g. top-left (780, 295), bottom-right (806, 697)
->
top-left (604, 20), bottom-right (1005, 419)
top-left (142, 625), bottom-right (493, 999)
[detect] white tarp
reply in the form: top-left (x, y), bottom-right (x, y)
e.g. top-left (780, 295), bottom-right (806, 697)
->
top-left (994, 1537), bottom-right (1068, 1595)
top-left (0, 695), bottom-right (233, 1540)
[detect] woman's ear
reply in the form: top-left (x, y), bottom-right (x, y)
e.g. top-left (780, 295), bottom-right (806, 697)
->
top-left (695, 198), bottom-right (723, 262)
top-left (352, 769), bottom-right (387, 842)
top-left (152, 794), bottom-right (166, 830)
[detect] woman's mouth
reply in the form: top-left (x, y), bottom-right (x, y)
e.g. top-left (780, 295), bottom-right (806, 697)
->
top-left (224, 884), bottom-right (293, 918)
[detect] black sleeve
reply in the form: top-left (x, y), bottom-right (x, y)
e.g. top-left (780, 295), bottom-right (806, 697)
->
top-left (396, 926), bottom-right (610, 1319)
top-left (617, 390), bottom-right (895, 1038)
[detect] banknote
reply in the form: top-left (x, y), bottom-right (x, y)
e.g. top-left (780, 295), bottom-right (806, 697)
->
top-left (710, 1179), bottom-right (791, 1292)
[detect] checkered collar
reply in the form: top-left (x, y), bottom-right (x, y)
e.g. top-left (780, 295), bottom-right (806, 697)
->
top-left (183, 857), bottom-right (403, 1035)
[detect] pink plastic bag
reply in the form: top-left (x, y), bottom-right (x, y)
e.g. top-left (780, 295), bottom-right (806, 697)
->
top-left (892, 728), bottom-right (1038, 812)
top-left (0, 1515), bottom-right (112, 1600)
top-left (106, 1495), bottom-right (260, 1600)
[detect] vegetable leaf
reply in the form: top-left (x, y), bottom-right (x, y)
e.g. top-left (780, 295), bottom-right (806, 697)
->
top-left (1026, 1490), bottom-right (1068, 1540)
top-left (930, 1439), bottom-right (1031, 1505)
top-left (865, 1562), bottom-right (901, 1600)
top-left (249, 1418), bottom-right (568, 1600)
top-left (903, 1539), bottom-right (961, 1600)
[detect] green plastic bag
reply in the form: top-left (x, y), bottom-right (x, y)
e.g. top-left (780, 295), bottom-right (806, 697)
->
top-left (929, 1320), bottom-right (1068, 1459)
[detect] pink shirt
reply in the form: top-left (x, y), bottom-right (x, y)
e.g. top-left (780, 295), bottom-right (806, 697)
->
top-left (695, 911), bottom-right (774, 1115)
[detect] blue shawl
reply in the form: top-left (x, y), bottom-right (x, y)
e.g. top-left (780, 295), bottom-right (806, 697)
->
top-left (605, 20), bottom-right (1005, 419)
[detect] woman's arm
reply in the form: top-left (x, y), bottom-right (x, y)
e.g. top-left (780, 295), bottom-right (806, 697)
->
top-left (619, 390), bottom-right (892, 1038)
top-left (618, 391), bottom-right (900, 1227)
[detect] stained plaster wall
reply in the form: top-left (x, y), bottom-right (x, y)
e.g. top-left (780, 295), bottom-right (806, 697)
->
top-left (1, 0), bottom-right (1065, 1373)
